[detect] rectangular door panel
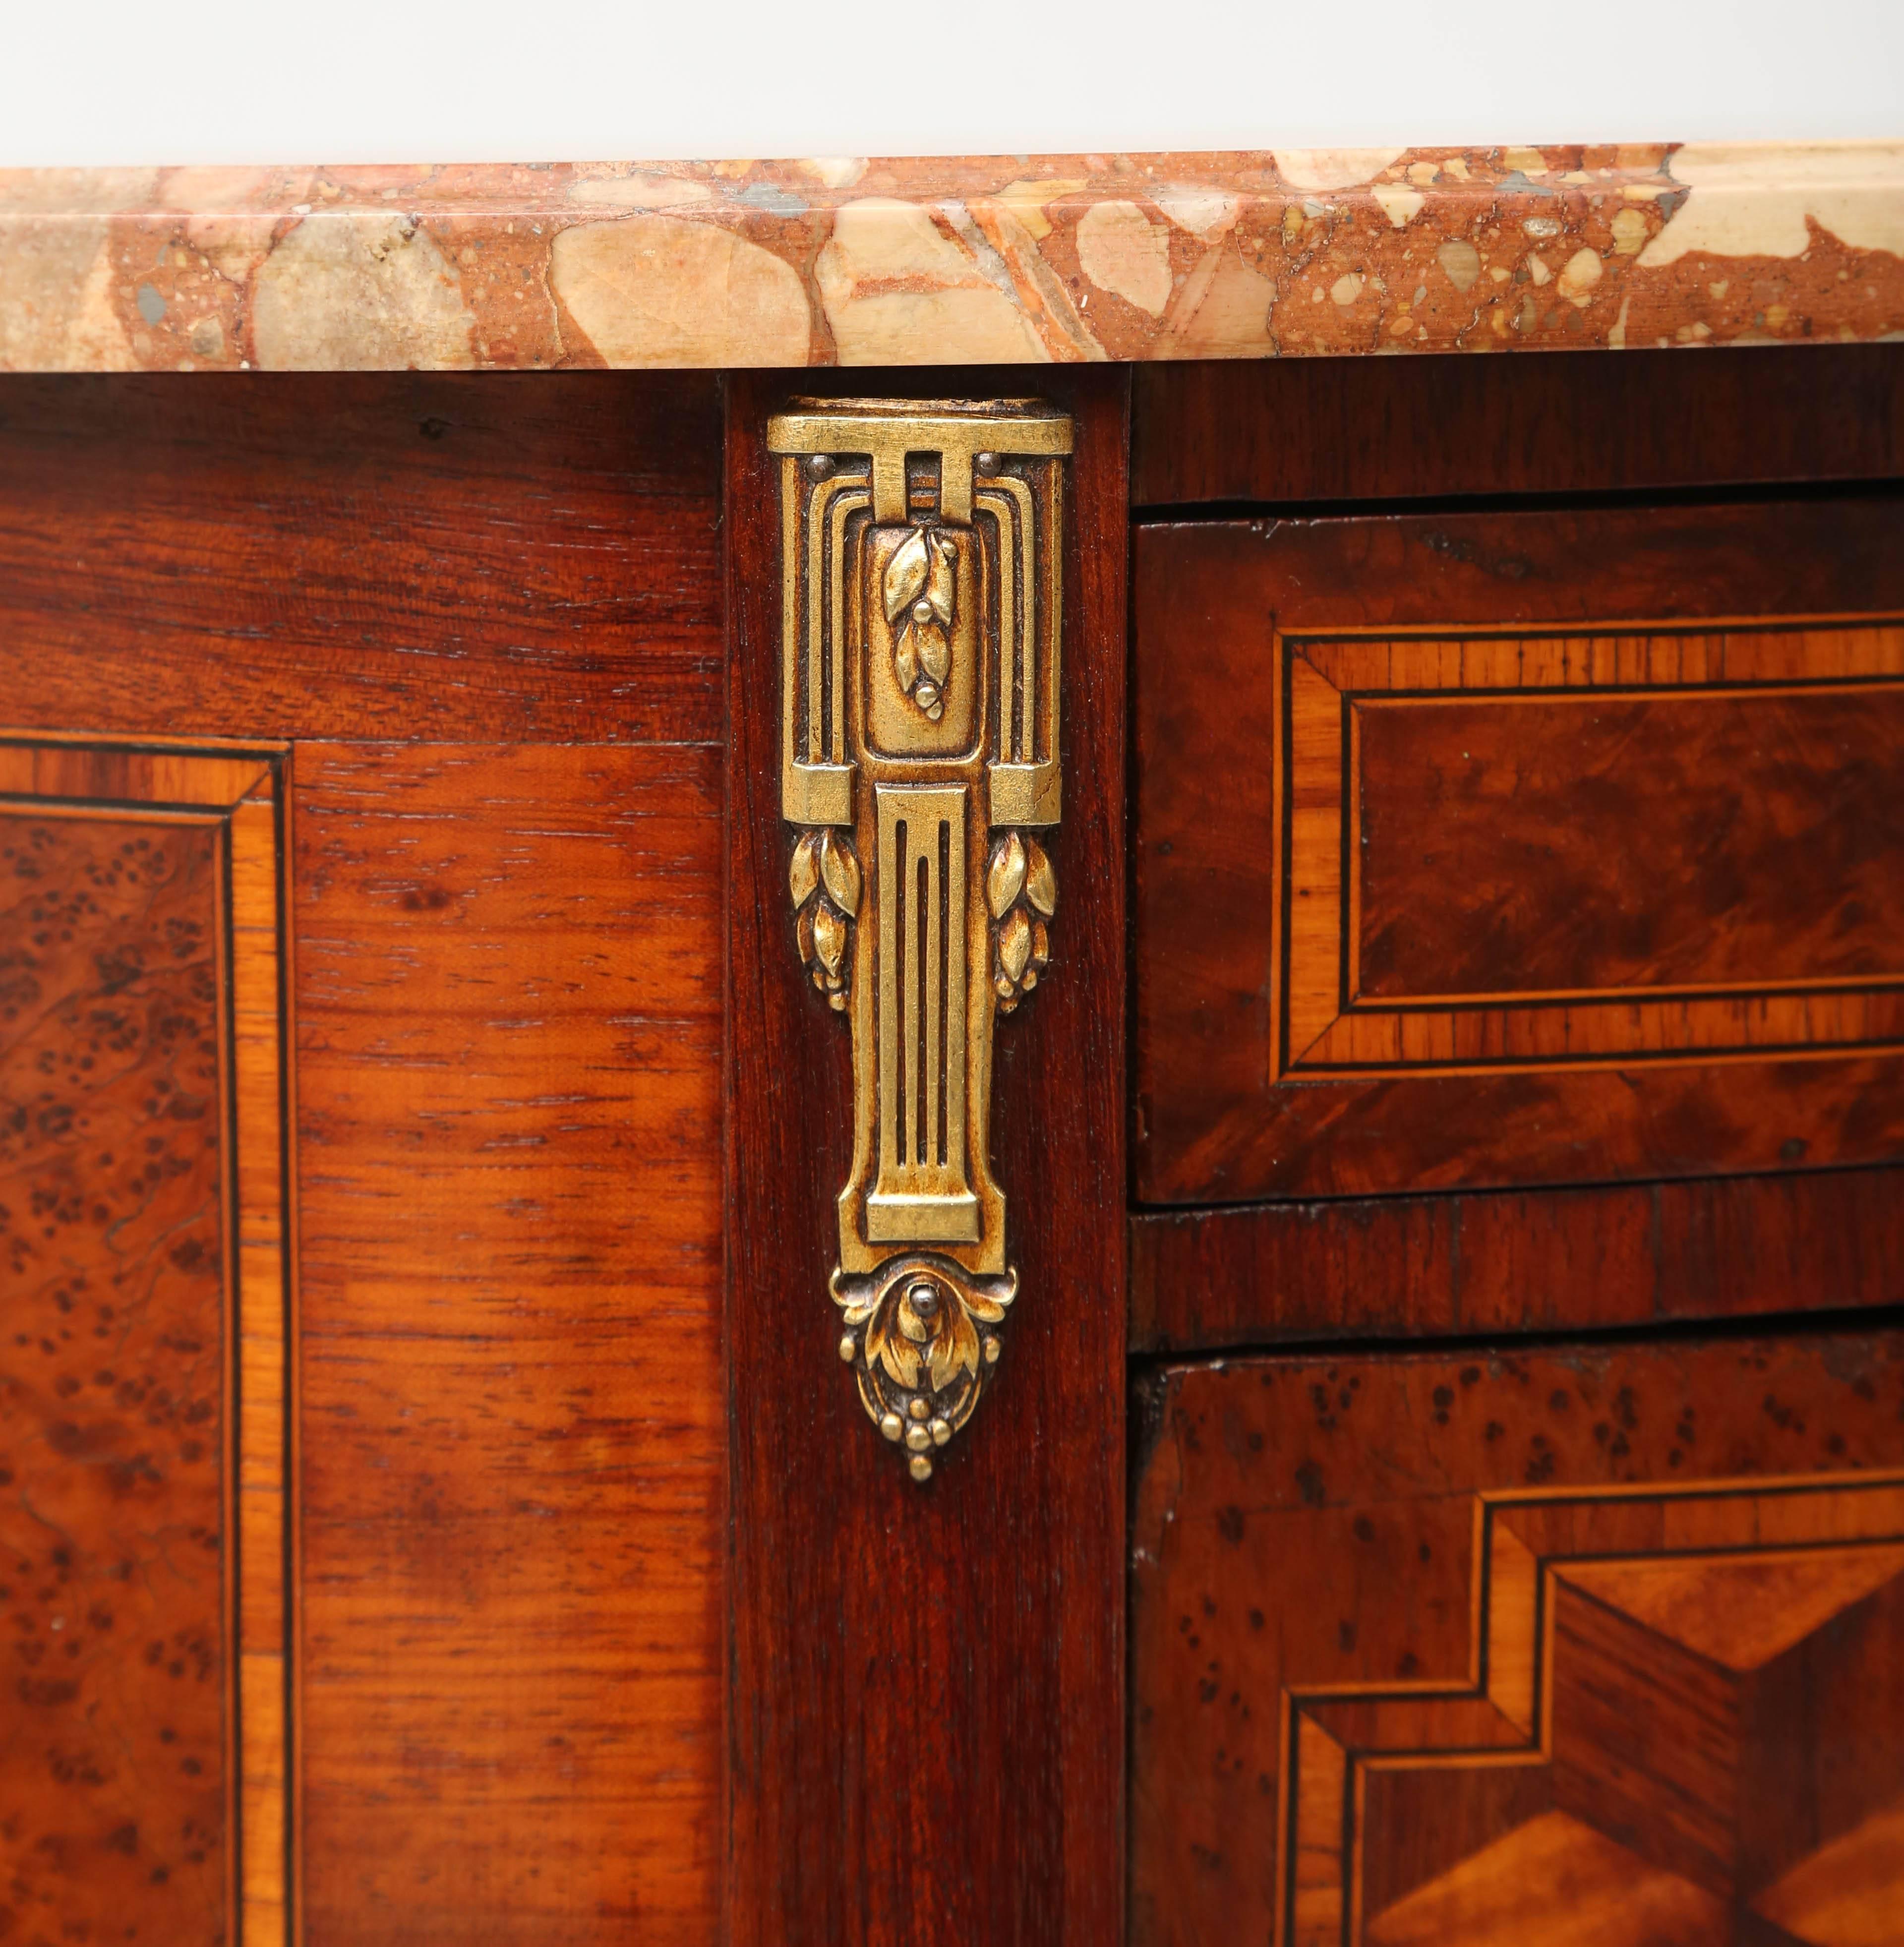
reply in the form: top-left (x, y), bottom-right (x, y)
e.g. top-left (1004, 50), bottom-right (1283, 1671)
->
top-left (0, 735), bottom-right (291, 1946)
top-left (1134, 497), bottom-right (1904, 1201)
top-left (1131, 1330), bottom-right (1904, 1947)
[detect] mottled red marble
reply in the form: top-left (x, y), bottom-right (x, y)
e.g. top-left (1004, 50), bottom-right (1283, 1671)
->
top-left (1, 143), bottom-right (1899, 372)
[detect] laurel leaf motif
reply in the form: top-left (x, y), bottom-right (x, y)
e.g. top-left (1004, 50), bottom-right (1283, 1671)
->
top-left (884, 527), bottom-right (930, 621)
top-left (999, 907), bottom-right (1032, 982)
top-left (812, 901), bottom-right (847, 978)
top-left (924, 531), bottom-right (956, 624)
top-left (917, 619), bottom-right (951, 684)
top-left (818, 830), bottom-right (861, 914)
top-left (788, 830), bottom-right (821, 907)
top-left (1023, 837), bottom-right (1057, 917)
top-left (988, 832), bottom-right (1027, 918)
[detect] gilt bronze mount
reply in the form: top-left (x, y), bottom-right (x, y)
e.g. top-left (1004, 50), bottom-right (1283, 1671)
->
top-left (772, 398), bottom-right (1071, 1480)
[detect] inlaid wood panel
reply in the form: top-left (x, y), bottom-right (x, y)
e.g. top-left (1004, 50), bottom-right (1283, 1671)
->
top-left (0, 735), bottom-right (291, 1947)
top-left (1134, 497), bottom-right (1904, 1202)
top-left (293, 741), bottom-right (723, 1946)
top-left (1290, 626), bottom-right (1903, 1071)
top-left (1357, 683), bottom-right (1902, 999)
top-left (1130, 1333), bottom-right (1904, 1947)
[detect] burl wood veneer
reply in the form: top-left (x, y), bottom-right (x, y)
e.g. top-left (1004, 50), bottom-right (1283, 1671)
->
top-left (1134, 495), bottom-right (1904, 1203)
top-left (0, 738), bottom-right (291, 1947)
top-left (1131, 1333), bottom-right (1904, 1947)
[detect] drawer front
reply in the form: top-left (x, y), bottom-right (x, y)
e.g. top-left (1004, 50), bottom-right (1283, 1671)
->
top-left (1131, 1332), bottom-right (1904, 1947)
top-left (1134, 496), bottom-right (1904, 1202)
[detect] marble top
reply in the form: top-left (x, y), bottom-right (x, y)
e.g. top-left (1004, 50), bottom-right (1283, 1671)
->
top-left (2, 143), bottom-right (1899, 372)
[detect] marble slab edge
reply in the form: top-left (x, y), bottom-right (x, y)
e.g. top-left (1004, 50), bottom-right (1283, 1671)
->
top-left (1, 143), bottom-right (1900, 373)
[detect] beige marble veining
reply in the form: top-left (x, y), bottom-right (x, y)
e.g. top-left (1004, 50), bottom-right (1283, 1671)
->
top-left (1, 144), bottom-right (1899, 372)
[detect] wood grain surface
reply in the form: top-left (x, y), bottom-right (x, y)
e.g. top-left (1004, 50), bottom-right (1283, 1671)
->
top-left (1131, 1165), bottom-right (1904, 1353)
top-left (0, 373), bottom-right (722, 744)
top-left (228, 770), bottom-right (294, 1947)
top-left (1134, 497), bottom-right (1904, 1203)
top-left (1131, 343), bottom-right (1904, 507)
top-left (1130, 1331), bottom-right (1904, 1947)
top-left (293, 740), bottom-right (723, 1945)
top-left (725, 369), bottom-right (1129, 1947)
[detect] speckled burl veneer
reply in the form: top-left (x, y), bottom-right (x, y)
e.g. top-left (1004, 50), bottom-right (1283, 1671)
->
top-left (1, 142), bottom-right (1900, 371)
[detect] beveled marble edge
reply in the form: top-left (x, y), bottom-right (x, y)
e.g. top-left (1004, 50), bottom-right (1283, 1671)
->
top-left (2, 143), bottom-right (1901, 372)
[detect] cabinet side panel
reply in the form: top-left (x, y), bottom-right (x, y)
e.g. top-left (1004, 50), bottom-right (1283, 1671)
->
top-left (293, 741), bottom-right (724, 1945)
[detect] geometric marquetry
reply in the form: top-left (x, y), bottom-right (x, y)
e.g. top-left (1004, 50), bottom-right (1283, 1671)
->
top-left (1289, 1487), bottom-right (1904, 1945)
top-left (1130, 1337), bottom-right (1904, 1947)
top-left (0, 733), bottom-right (292, 1946)
top-left (1281, 624), bottom-right (1904, 1080)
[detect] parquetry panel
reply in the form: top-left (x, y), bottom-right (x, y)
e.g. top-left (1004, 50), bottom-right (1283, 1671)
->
top-left (1289, 1485), bottom-right (1904, 1945)
top-left (1130, 1337), bottom-right (1904, 1947)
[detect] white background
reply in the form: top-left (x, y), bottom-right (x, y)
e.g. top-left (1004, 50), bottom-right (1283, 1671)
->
top-left (1, 0), bottom-right (1901, 168)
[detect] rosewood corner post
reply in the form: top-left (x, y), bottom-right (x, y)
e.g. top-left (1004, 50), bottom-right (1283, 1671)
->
top-left (727, 370), bottom-right (1128, 1944)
